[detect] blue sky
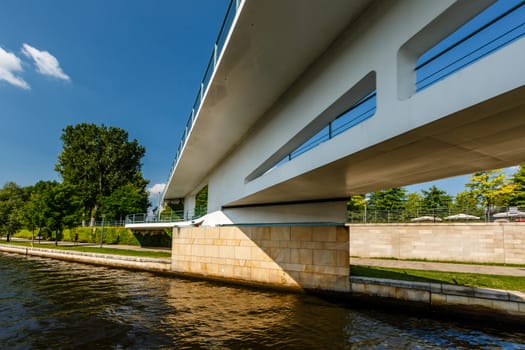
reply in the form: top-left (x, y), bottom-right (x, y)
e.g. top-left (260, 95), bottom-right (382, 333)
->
top-left (0, 0), bottom-right (228, 198)
top-left (0, 0), bottom-right (521, 203)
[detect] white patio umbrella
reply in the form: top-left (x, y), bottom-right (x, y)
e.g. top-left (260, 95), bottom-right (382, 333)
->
top-left (493, 211), bottom-right (525, 218)
top-left (444, 213), bottom-right (480, 220)
top-left (411, 215), bottom-right (442, 222)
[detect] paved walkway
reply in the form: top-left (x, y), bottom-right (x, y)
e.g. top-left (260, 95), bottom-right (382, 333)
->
top-left (351, 257), bottom-right (525, 277)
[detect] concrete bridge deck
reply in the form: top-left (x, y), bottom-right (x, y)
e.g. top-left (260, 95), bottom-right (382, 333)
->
top-left (151, 0), bottom-right (525, 292)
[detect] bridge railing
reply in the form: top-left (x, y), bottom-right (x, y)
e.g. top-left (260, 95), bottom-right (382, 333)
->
top-left (257, 91), bottom-right (377, 178)
top-left (163, 0), bottom-right (242, 199)
top-left (416, 0), bottom-right (525, 91)
top-left (125, 207), bottom-right (207, 225)
top-left (348, 206), bottom-right (525, 223)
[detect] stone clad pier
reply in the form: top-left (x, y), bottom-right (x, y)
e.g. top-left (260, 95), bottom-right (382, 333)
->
top-left (171, 225), bottom-right (349, 291)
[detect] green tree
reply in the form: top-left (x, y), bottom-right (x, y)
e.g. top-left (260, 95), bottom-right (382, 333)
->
top-left (405, 192), bottom-right (424, 217)
top-left (24, 181), bottom-right (57, 239)
top-left (367, 188), bottom-right (407, 222)
top-left (421, 185), bottom-right (452, 210)
top-left (195, 186), bottom-right (208, 217)
top-left (346, 194), bottom-right (367, 223)
top-left (509, 165), bottom-right (525, 207)
top-left (0, 182), bottom-right (26, 241)
top-left (347, 195), bottom-right (366, 211)
top-left (100, 183), bottom-right (149, 221)
top-left (24, 181), bottom-right (81, 242)
top-left (453, 190), bottom-right (482, 216)
top-left (46, 183), bottom-right (81, 244)
top-left (368, 188), bottom-right (407, 210)
top-left (466, 170), bottom-right (513, 221)
top-left (55, 123), bottom-right (148, 226)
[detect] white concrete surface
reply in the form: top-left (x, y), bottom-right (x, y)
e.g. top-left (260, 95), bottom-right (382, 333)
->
top-left (164, 0), bottom-right (525, 224)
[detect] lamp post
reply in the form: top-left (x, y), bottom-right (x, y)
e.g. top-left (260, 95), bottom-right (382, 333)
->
top-left (100, 215), bottom-right (105, 248)
top-left (157, 191), bottom-right (162, 221)
top-left (364, 197), bottom-right (369, 223)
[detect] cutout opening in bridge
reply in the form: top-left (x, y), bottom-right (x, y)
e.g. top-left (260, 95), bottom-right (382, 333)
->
top-left (245, 71), bottom-right (376, 183)
top-left (398, 0), bottom-right (525, 99)
top-left (416, 0), bottom-right (525, 92)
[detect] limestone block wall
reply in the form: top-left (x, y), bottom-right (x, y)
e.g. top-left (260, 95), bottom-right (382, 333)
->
top-left (504, 225), bottom-right (525, 264)
top-left (171, 225), bottom-right (349, 292)
top-left (349, 223), bottom-right (525, 264)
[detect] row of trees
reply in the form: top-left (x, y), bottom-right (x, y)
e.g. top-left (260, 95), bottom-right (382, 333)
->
top-left (348, 167), bottom-right (525, 221)
top-left (1, 122), bottom-right (524, 239)
top-left (0, 124), bottom-right (150, 241)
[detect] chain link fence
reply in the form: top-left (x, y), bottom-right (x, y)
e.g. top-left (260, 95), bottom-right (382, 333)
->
top-left (348, 206), bottom-right (525, 223)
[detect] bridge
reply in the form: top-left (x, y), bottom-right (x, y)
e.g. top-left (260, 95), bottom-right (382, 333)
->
top-left (129, 0), bottom-right (525, 292)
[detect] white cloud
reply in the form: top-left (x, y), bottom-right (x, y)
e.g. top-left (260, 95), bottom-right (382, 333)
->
top-left (0, 47), bottom-right (30, 89)
top-left (147, 183), bottom-right (166, 195)
top-left (21, 43), bottom-right (70, 81)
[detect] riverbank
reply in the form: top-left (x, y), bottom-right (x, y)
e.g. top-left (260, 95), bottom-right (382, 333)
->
top-left (1, 243), bottom-right (523, 323)
top-left (0, 243), bottom-right (171, 272)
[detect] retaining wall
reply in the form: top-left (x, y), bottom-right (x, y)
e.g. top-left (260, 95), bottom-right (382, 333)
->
top-left (351, 276), bottom-right (525, 319)
top-left (0, 244), bottom-right (171, 272)
top-left (171, 225), bottom-right (350, 292)
top-left (349, 223), bottom-right (525, 264)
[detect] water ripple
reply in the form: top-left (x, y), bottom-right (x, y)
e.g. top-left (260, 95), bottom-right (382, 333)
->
top-left (0, 252), bottom-right (524, 349)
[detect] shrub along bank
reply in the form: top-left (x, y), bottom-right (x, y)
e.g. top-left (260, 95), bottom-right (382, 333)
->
top-left (14, 227), bottom-right (172, 248)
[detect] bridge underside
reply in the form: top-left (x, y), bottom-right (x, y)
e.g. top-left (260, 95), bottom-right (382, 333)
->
top-left (162, 0), bottom-right (525, 222)
top-left (229, 85), bottom-right (525, 207)
top-left (155, 0), bottom-right (525, 293)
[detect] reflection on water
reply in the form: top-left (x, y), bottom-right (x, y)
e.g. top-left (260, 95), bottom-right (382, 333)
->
top-left (0, 252), bottom-right (524, 349)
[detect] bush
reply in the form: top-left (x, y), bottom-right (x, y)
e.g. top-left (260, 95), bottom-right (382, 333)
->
top-left (14, 229), bottom-right (33, 239)
top-left (14, 226), bottom-right (172, 248)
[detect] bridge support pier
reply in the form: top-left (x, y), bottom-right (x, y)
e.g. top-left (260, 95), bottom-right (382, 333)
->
top-left (171, 225), bottom-right (349, 292)
top-left (183, 195), bottom-right (196, 221)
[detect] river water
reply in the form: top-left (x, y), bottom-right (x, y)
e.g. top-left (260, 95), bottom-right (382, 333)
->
top-left (0, 252), bottom-right (524, 349)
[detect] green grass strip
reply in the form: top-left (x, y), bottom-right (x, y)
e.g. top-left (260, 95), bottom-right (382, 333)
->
top-left (1, 241), bottom-right (171, 259)
top-left (351, 265), bottom-right (525, 292)
top-left (350, 256), bottom-right (525, 268)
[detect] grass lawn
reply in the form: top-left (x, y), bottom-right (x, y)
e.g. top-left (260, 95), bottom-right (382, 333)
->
top-left (1, 241), bottom-right (171, 259)
top-left (351, 256), bottom-right (525, 268)
top-left (351, 265), bottom-right (525, 292)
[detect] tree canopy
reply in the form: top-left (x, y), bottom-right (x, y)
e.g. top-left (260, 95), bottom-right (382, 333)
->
top-left (368, 188), bottom-right (407, 210)
top-left (0, 182), bottom-right (26, 241)
top-left (347, 195), bottom-right (366, 211)
top-left (421, 185), bottom-right (452, 209)
top-left (405, 192), bottom-right (423, 217)
top-left (100, 183), bottom-right (149, 221)
top-left (509, 165), bottom-right (525, 207)
top-left (24, 181), bottom-right (81, 241)
top-left (452, 190), bottom-right (481, 215)
top-left (55, 123), bottom-right (149, 225)
top-left (466, 170), bottom-right (514, 219)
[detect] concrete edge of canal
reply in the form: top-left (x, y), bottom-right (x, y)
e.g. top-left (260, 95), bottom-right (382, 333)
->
top-left (349, 276), bottom-right (525, 322)
top-left (0, 244), bottom-right (171, 273)
top-left (1, 244), bottom-right (524, 323)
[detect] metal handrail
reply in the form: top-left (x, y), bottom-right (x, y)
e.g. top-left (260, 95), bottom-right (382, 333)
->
top-left (282, 92), bottom-right (377, 165)
top-left (348, 206), bottom-right (525, 223)
top-left (163, 0), bottom-right (242, 200)
top-left (416, 1), bottom-right (525, 71)
top-left (416, 0), bottom-right (525, 91)
top-left (125, 207), bottom-right (207, 225)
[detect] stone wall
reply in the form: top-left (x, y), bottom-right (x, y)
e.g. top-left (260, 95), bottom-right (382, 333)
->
top-left (349, 223), bottom-right (525, 264)
top-left (171, 225), bottom-right (349, 292)
top-left (0, 244), bottom-right (171, 272)
top-left (350, 276), bottom-right (525, 319)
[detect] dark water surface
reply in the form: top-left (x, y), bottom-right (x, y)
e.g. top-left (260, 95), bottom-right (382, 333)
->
top-left (0, 252), bottom-right (524, 349)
